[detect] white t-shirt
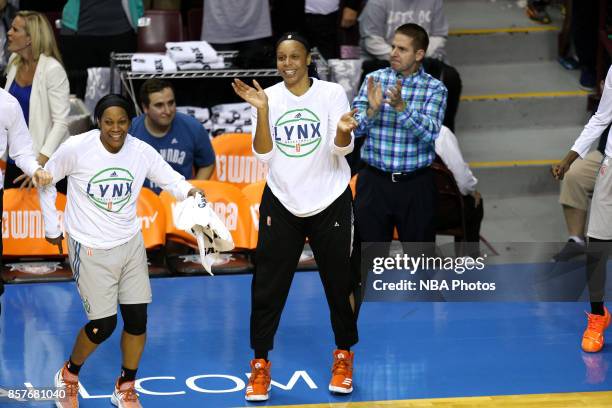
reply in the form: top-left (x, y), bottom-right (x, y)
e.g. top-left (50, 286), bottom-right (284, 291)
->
top-left (572, 65), bottom-right (612, 158)
top-left (39, 130), bottom-right (193, 249)
top-left (306, 0), bottom-right (340, 15)
top-left (202, 0), bottom-right (272, 44)
top-left (252, 78), bottom-right (353, 217)
top-left (434, 126), bottom-right (477, 195)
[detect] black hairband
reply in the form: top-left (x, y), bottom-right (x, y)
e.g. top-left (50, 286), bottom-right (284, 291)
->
top-left (94, 94), bottom-right (135, 123)
top-left (276, 32), bottom-right (311, 53)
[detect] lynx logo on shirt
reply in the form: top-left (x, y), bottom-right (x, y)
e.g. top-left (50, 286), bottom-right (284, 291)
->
top-left (273, 108), bottom-right (322, 158)
top-left (86, 168), bottom-right (135, 213)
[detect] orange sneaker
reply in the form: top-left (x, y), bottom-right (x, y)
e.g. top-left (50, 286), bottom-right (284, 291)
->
top-left (111, 379), bottom-right (142, 408)
top-left (582, 307), bottom-right (611, 353)
top-left (329, 349), bottom-right (354, 394)
top-left (54, 362), bottom-right (79, 408)
top-left (245, 359), bottom-right (271, 401)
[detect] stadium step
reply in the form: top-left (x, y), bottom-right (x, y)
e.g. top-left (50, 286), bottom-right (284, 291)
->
top-left (446, 0), bottom-right (589, 198)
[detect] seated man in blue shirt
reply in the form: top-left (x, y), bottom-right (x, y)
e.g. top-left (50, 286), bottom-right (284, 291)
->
top-left (130, 79), bottom-right (215, 193)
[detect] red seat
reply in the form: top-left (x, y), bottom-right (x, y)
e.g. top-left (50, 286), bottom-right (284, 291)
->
top-left (431, 159), bottom-right (467, 241)
top-left (209, 133), bottom-right (268, 190)
top-left (137, 187), bottom-right (166, 250)
top-left (187, 8), bottom-right (203, 41)
top-left (138, 10), bottom-right (183, 53)
top-left (1, 188), bottom-right (72, 283)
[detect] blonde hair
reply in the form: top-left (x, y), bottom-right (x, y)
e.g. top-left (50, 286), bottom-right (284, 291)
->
top-left (8, 11), bottom-right (63, 68)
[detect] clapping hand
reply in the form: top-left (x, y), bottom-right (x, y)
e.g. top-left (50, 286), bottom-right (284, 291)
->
top-left (384, 79), bottom-right (405, 112)
top-left (337, 108), bottom-right (359, 133)
top-left (366, 76), bottom-right (383, 117)
top-left (231, 79), bottom-right (268, 110)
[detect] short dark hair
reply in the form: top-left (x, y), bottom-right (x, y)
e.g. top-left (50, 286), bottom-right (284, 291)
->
top-left (139, 79), bottom-right (175, 108)
top-left (94, 94), bottom-right (135, 123)
top-left (275, 32), bottom-right (311, 54)
top-left (395, 23), bottom-right (429, 53)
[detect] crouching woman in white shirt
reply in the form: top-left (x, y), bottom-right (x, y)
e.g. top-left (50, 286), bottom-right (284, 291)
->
top-left (232, 32), bottom-right (360, 402)
top-left (39, 94), bottom-right (203, 408)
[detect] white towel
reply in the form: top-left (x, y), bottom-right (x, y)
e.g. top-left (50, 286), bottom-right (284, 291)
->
top-left (213, 111), bottom-right (250, 121)
top-left (166, 41), bottom-right (218, 63)
top-left (202, 118), bottom-right (213, 132)
top-left (212, 124), bottom-right (252, 136)
top-left (211, 102), bottom-right (251, 114)
top-left (176, 60), bottom-right (225, 70)
top-left (131, 53), bottom-right (177, 73)
top-left (177, 106), bottom-right (210, 121)
top-left (217, 118), bottom-right (251, 126)
top-left (173, 193), bottom-right (235, 274)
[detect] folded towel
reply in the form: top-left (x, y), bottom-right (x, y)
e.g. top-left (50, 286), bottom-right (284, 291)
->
top-left (131, 53), bottom-right (177, 73)
top-left (211, 102), bottom-right (251, 114)
top-left (176, 60), bottom-right (225, 70)
top-left (166, 41), bottom-right (218, 63)
top-left (202, 118), bottom-right (213, 132)
top-left (217, 118), bottom-right (251, 126)
top-left (176, 106), bottom-right (210, 121)
top-left (212, 124), bottom-right (252, 136)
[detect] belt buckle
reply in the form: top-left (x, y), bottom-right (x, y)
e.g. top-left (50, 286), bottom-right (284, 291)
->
top-left (391, 172), bottom-right (402, 183)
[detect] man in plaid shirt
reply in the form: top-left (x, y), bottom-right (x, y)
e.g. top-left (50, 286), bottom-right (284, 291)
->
top-left (352, 23), bottom-right (447, 247)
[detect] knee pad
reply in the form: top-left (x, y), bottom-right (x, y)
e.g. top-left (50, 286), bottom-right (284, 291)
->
top-left (120, 303), bottom-right (148, 336)
top-left (85, 315), bottom-right (117, 344)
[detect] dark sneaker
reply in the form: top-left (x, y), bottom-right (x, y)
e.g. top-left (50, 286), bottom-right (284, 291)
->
top-left (552, 239), bottom-right (585, 262)
top-left (526, 4), bottom-right (551, 24)
top-left (580, 69), bottom-right (596, 91)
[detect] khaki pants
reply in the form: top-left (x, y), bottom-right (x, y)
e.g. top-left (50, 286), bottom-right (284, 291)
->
top-left (559, 150), bottom-right (603, 210)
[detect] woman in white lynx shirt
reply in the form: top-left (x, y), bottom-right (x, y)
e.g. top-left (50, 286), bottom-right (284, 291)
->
top-left (38, 94), bottom-right (203, 408)
top-left (232, 32), bottom-right (359, 402)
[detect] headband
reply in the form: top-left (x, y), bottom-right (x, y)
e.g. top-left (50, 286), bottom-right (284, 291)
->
top-left (276, 32), bottom-right (311, 53)
top-left (94, 94), bottom-right (135, 123)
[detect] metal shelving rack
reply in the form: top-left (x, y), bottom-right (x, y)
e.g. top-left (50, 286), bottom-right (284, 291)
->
top-left (110, 50), bottom-right (328, 113)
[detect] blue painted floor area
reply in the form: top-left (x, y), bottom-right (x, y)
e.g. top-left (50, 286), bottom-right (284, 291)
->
top-left (1, 272), bottom-right (611, 407)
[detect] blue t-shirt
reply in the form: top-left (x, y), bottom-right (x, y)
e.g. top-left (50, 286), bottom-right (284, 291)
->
top-left (129, 112), bottom-right (215, 193)
top-left (8, 81), bottom-right (31, 125)
top-left (8, 81), bottom-right (32, 165)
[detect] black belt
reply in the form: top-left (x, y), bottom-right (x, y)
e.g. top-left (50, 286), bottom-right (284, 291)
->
top-left (366, 165), bottom-right (429, 182)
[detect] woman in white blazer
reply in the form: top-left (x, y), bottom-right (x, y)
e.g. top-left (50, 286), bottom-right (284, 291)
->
top-left (4, 10), bottom-right (69, 190)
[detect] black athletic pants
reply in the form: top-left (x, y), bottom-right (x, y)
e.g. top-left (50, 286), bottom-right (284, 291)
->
top-left (586, 237), bottom-right (609, 307)
top-left (354, 166), bottom-right (437, 302)
top-left (250, 185), bottom-right (359, 352)
top-left (354, 165), bottom-right (437, 243)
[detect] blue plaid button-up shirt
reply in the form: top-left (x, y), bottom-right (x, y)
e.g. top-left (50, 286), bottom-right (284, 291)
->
top-left (353, 66), bottom-right (447, 173)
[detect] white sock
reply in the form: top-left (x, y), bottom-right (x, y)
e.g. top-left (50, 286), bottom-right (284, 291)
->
top-left (569, 235), bottom-right (585, 244)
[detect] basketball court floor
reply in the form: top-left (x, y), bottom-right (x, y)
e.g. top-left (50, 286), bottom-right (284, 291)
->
top-left (1, 271), bottom-right (612, 407)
